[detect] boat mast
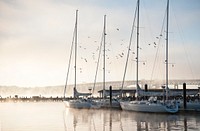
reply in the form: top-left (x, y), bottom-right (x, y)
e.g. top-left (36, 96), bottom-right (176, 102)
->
top-left (103, 15), bottom-right (106, 99)
top-left (136, 0), bottom-right (140, 90)
top-left (166, 0), bottom-right (169, 100)
top-left (74, 10), bottom-right (78, 97)
top-left (64, 10), bottom-right (78, 99)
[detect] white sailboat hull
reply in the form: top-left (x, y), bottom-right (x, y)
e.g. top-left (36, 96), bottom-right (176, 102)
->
top-left (120, 101), bottom-right (178, 113)
top-left (64, 100), bottom-right (91, 109)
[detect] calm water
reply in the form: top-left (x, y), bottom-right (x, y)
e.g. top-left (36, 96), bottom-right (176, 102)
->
top-left (0, 102), bottom-right (200, 131)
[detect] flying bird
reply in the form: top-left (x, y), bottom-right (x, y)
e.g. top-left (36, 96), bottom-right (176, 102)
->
top-left (79, 68), bottom-right (82, 73)
top-left (119, 54), bottom-right (123, 57)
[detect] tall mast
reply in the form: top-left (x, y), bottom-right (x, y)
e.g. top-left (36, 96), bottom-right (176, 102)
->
top-left (74, 10), bottom-right (78, 91)
top-left (63, 10), bottom-right (78, 99)
top-left (166, 0), bottom-right (169, 100)
top-left (103, 15), bottom-right (106, 98)
top-left (136, 0), bottom-right (140, 89)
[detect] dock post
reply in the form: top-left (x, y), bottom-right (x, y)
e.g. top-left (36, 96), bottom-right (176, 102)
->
top-left (109, 86), bottom-right (112, 107)
top-left (198, 87), bottom-right (200, 101)
top-left (145, 84), bottom-right (148, 100)
top-left (183, 83), bottom-right (187, 109)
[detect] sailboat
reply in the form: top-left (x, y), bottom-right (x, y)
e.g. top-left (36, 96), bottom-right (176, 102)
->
top-left (120, 0), bottom-right (178, 113)
top-left (92, 15), bottom-right (120, 109)
top-left (63, 10), bottom-right (92, 109)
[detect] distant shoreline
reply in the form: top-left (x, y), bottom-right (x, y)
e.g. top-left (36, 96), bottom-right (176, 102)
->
top-left (0, 79), bottom-right (199, 99)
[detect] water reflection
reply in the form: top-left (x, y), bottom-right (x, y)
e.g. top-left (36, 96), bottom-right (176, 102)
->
top-left (63, 108), bottom-right (121, 131)
top-left (121, 112), bottom-right (179, 131)
top-left (63, 108), bottom-right (200, 131)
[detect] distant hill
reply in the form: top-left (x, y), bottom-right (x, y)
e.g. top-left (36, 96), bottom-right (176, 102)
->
top-left (0, 81), bottom-right (131, 97)
top-left (0, 79), bottom-right (199, 97)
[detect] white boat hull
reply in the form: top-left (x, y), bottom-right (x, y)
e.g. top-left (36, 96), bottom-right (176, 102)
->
top-left (64, 100), bottom-right (91, 109)
top-left (120, 101), bottom-right (178, 113)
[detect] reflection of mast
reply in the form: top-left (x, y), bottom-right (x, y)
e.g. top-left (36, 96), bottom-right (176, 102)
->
top-left (73, 114), bottom-right (77, 131)
top-left (103, 110), bottom-right (105, 131)
top-left (145, 122), bottom-right (148, 131)
top-left (91, 113), bottom-right (97, 131)
top-left (136, 121), bottom-right (141, 131)
top-left (184, 117), bottom-right (187, 131)
top-left (63, 110), bottom-right (67, 131)
top-left (109, 110), bottom-right (112, 131)
top-left (119, 112), bottom-right (124, 131)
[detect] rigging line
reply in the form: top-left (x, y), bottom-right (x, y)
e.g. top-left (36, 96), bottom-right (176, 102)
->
top-left (150, 6), bottom-right (167, 85)
top-left (92, 30), bottom-right (104, 94)
top-left (121, 1), bottom-right (138, 92)
top-left (171, 3), bottom-right (195, 79)
top-left (63, 27), bottom-right (76, 98)
top-left (142, 0), bottom-right (155, 45)
top-left (63, 12), bottom-right (77, 98)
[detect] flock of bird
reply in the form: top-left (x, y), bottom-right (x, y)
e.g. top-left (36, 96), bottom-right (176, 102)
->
top-left (73, 28), bottom-right (165, 74)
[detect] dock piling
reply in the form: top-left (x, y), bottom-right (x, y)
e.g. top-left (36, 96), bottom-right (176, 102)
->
top-left (145, 84), bottom-right (148, 100)
top-left (109, 86), bottom-right (112, 107)
top-left (183, 83), bottom-right (187, 109)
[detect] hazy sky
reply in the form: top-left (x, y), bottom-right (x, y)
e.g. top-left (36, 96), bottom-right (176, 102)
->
top-left (0, 0), bottom-right (200, 87)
